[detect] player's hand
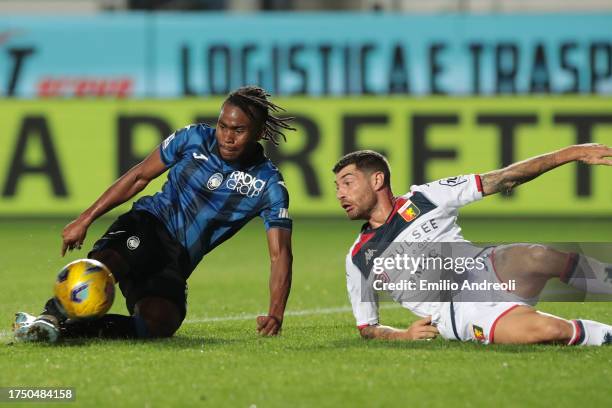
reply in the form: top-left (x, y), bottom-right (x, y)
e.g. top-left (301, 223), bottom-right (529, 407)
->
top-left (573, 143), bottom-right (612, 166)
top-left (405, 316), bottom-right (439, 340)
top-left (61, 218), bottom-right (89, 257)
top-left (256, 315), bottom-right (282, 336)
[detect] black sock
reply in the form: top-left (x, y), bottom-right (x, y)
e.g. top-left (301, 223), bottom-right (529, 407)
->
top-left (41, 298), bottom-right (67, 323)
top-left (61, 314), bottom-right (149, 339)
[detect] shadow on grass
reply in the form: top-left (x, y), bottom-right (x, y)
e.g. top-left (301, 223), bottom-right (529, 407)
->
top-left (284, 336), bottom-right (597, 355)
top-left (4, 334), bottom-right (245, 349)
top-left (5, 326), bottom-right (601, 355)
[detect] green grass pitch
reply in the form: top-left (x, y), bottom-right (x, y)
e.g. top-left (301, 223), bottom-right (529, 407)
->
top-left (1, 217), bottom-right (611, 407)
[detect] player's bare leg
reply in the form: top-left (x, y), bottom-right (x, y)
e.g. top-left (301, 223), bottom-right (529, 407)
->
top-left (133, 297), bottom-right (182, 338)
top-left (491, 244), bottom-right (612, 299)
top-left (491, 244), bottom-right (568, 299)
top-left (90, 249), bottom-right (129, 287)
top-left (491, 306), bottom-right (572, 344)
top-left (492, 305), bottom-right (612, 346)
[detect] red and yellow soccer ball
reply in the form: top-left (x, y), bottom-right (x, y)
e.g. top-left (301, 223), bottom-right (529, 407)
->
top-left (53, 259), bottom-right (116, 319)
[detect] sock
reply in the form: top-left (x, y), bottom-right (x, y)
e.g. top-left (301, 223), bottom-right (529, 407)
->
top-left (568, 319), bottom-right (612, 346)
top-left (560, 253), bottom-right (612, 295)
top-left (61, 314), bottom-right (149, 339)
top-left (41, 298), bottom-right (68, 324)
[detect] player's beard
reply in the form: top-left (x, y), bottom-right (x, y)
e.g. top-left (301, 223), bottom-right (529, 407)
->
top-left (347, 191), bottom-right (378, 221)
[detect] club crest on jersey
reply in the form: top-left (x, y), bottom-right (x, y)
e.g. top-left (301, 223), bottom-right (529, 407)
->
top-left (126, 236), bottom-right (140, 250)
top-left (398, 200), bottom-right (421, 222)
top-left (472, 324), bottom-right (486, 343)
top-left (226, 171), bottom-right (266, 197)
top-left (207, 173), bottom-right (224, 190)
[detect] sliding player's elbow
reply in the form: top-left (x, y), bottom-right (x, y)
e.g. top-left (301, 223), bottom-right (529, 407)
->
top-left (132, 176), bottom-right (152, 194)
top-left (358, 328), bottom-right (369, 339)
top-left (358, 325), bottom-right (375, 339)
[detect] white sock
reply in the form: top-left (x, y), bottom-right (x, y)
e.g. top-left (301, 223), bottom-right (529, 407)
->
top-left (561, 254), bottom-right (612, 295)
top-left (568, 319), bottom-right (612, 346)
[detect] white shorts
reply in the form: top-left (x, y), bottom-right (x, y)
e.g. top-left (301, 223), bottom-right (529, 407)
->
top-left (436, 301), bottom-right (527, 344)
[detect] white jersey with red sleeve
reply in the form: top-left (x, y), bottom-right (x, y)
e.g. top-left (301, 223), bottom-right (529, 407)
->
top-left (345, 174), bottom-right (484, 329)
top-left (401, 174), bottom-right (484, 242)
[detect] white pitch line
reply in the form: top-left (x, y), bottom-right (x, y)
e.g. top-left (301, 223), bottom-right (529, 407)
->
top-left (0, 304), bottom-right (401, 340)
top-left (184, 304), bottom-right (400, 324)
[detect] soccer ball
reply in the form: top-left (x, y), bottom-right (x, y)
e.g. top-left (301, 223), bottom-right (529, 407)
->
top-left (53, 259), bottom-right (115, 319)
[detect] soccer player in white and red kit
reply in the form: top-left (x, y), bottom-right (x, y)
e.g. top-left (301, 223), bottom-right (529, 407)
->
top-left (334, 144), bottom-right (612, 346)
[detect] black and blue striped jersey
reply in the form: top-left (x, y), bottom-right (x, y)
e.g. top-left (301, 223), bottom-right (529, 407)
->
top-left (133, 123), bottom-right (292, 271)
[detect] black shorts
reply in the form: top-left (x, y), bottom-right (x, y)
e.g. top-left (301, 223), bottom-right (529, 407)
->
top-left (89, 210), bottom-right (190, 321)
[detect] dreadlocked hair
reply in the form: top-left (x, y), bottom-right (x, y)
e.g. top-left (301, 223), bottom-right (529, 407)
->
top-left (225, 86), bottom-right (296, 145)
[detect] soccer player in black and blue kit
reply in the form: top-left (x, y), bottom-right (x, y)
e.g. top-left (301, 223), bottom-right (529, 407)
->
top-left (14, 86), bottom-right (295, 342)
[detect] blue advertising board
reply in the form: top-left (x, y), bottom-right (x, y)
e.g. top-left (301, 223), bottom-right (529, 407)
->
top-left (0, 14), bottom-right (147, 98)
top-left (1, 13), bottom-right (611, 97)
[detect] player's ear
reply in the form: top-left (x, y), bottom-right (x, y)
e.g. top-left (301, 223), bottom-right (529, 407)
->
top-left (251, 123), bottom-right (264, 141)
top-left (253, 115), bottom-right (268, 141)
top-left (371, 171), bottom-right (386, 191)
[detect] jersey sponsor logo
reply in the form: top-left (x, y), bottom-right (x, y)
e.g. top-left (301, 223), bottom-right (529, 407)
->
top-left (398, 200), bottom-right (421, 222)
top-left (226, 171), bottom-right (266, 197)
top-left (410, 219), bottom-right (439, 240)
top-left (472, 324), bottom-right (486, 343)
top-left (126, 236), bottom-right (140, 250)
top-left (192, 152), bottom-right (209, 161)
top-left (438, 176), bottom-right (467, 187)
top-left (207, 172), bottom-right (224, 190)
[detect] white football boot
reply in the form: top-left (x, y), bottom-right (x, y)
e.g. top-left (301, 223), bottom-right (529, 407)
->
top-left (13, 312), bottom-right (36, 330)
top-left (13, 313), bottom-right (60, 343)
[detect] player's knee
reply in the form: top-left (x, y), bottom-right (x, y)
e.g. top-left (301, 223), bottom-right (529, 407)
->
top-left (524, 245), bottom-right (552, 274)
top-left (145, 319), bottom-right (179, 338)
top-left (134, 297), bottom-right (181, 338)
top-left (90, 249), bottom-right (129, 282)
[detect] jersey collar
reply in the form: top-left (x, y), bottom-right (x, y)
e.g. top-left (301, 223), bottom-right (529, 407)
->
top-left (360, 196), bottom-right (402, 234)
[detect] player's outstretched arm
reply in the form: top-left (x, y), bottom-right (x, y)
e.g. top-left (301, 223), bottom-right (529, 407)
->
top-left (480, 143), bottom-right (612, 196)
top-left (359, 317), bottom-right (439, 340)
top-left (61, 147), bottom-right (168, 256)
top-left (257, 228), bottom-right (293, 336)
